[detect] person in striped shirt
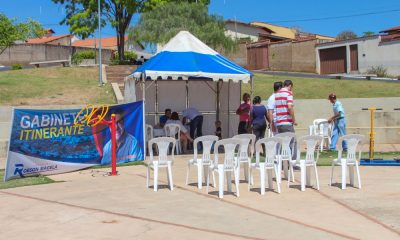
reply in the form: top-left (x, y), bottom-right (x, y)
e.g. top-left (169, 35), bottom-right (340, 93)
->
top-left (275, 80), bottom-right (297, 159)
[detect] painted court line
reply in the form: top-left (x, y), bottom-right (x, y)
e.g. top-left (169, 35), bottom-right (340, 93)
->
top-left (136, 173), bottom-right (358, 240)
top-left (0, 190), bottom-right (265, 240)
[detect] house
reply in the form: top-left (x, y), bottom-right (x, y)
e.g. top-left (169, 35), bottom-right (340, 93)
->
top-left (26, 34), bottom-right (79, 46)
top-left (72, 36), bottom-right (144, 53)
top-left (316, 26), bottom-right (400, 76)
top-left (225, 20), bottom-right (275, 42)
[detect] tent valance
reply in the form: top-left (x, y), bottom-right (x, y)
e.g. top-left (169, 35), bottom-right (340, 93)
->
top-left (128, 31), bottom-right (253, 83)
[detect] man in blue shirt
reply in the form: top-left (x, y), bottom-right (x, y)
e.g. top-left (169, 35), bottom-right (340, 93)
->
top-left (328, 93), bottom-right (347, 151)
top-left (101, 112), bottom-right (143, 165)
top-left (159, 108), bottom-right (171, 128)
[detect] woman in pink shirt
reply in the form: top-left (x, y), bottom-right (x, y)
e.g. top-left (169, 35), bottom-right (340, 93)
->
top-left (236, 93), bottom-right (251, 134)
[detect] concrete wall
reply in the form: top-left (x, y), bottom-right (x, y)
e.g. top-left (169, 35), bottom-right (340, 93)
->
top-left (0, 44), bottom-right (113, 66)
top-left (293, 98), bottom-right (400, 144)
top-left (269, 39), bottom-right (320, 73)
top-left (316, 36), bottom-right (400, 76)
top-left (223, 43), bottom-right (248, 67)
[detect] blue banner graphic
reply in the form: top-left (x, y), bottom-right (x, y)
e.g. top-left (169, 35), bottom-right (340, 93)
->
top-left (4, 101), bottom-right (144, 181)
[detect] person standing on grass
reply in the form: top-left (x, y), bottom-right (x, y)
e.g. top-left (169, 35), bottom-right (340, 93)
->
top-left (275, 80), bottom-right (297, 158)
top-left (251, 96), bottom-right (268, 142)
top-left (328, 93), bottom-right (347, 151)
top-left (267, 81), bottom-right (283, 136)
top-left (236, 93), bottom-right (251, 134)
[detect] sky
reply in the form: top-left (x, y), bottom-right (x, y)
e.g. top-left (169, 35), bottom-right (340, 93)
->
top-left (1, 0), bottom-right (399, 39)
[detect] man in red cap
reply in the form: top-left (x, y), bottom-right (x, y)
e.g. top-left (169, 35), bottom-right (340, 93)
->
top-left (328, 93), bottom-right (347, 151)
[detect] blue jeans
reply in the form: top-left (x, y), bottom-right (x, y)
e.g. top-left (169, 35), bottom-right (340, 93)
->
top-left (330, 118), bottom-right (347, 150)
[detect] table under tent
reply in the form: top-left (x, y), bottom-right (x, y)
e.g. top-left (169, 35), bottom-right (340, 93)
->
top-left (124, 31), bottom-right (253, 138)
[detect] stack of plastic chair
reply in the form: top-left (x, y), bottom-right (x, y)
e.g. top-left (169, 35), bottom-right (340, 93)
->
top-left (186, 135), bottom-right (219, 189)
top-left (248, 137), bottom-right (281, 195)
top-left (232, 134), bottom-right (256, 183)
top-left (288, 135), bottom-right (323, 191)
top-left (146, 137), bottom-right (176, 192)
top-left (206, 138), bottom-right (242, 198)
top-left (330, 134), bottom-right (364, 190)
top-left (274, 132), bottom-right (297, 184)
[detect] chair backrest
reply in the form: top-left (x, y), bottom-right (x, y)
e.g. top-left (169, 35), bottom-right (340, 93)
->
top-left (148, 137), bottom-right (176, 164)
top-left (296, 135), bottom-right (323, 164)
top-left (274, 132), bottom-right (296, 160)
top-left (233, 133), bottom-right (256, 158)
top-left (338, 134), bottom-right (364, 163)
top-left (214, 138), bottom-right (242, 171)
top-left (316, 120), bottom-right (331, 137)
top-left (193, 135), bottom-right (219, 164)
top-left (312, 118), bottom-right (328, 135)
top-left (255, 137), bottom-right (280, 166)
top-left (145, 124), bottom-right (153, 141)
top-left (164, 123), bottom-right (181, 141)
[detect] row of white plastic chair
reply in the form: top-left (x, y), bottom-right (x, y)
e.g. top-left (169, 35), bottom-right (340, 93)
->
top-left (146, 133), bottom-right (364, 198)
top-left (146, 123), bottom-right (183, 155)
top-left (309, 118), bottom-right (333, 152)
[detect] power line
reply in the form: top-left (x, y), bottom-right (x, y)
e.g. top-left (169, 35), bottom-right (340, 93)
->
top-left (268, 9), bottom-right (400, 24)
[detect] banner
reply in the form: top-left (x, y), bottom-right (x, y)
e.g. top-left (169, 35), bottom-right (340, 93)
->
top-left (4, 101), bottom-right (144, 181)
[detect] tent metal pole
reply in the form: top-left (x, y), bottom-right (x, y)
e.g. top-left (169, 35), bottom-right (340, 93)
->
top-left (216, 80), bottom-right (220, 122)
top-left (142, 73), bottom-right (146, 158)
top-left (186, 80), bottom-right (189, 108)
top-left (155, 80), bottom-right (158, 124)
top-left (250, 76), bottom-right (254, 101)
top-left (228, 80), bottom-right (230, 137)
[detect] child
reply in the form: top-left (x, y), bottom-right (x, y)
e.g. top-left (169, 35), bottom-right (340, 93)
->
top-left (215, 120), bottom-right (222, 140)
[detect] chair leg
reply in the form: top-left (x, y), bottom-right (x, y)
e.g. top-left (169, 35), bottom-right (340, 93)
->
top-left (167, 162), bottom-right (173, 191)
top-left (212, 171), bottom-right (216, 188)
top-left (226, 171), bottom-right (232, 193)
top-left (267, 169), bottom-right (273, 190)
top-left (287, 164), bottom-right (291, 188)
top-left (197, 163), bottom-right (202, 189)
top-left (154, 163), bottom-right (158, 192)
top-left (186, 163), bottom-right (190, 186)
top-left (260, 163), bottom-right (265, 195)
top-left (290, 163), bottom-right (295, 182)
top-left (206, 169), bottom-right (210, 193)
top-left (329, 162), bottom-right (335, 186)
top-left (218, 165), bottom-right (224, 198)
top-left (275, 164), bottom-right (281, 193)
top-left (355, 162), bottom-right (362, 189)
top-left (341, 159), bottom-right (347, 190)
top-left (248, 167), bottom-right (252, 191)
top-left (235, 168), bottom-right (240, 197)
top-left (314, 163), bottom-right (320, 190)
top-left (300, 161), bottom-right (306, 191)
top-left (146, 166), bottom-right (150, 188)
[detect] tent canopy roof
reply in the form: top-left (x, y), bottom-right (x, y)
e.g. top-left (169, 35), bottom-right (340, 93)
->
top-left (129, 31), bottom-right (253, 83)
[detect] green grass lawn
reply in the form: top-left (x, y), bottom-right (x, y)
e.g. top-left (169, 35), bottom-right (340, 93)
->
top-left (243, 73), bottom-right (400, 100)
top-left (0, 170), bottom-right (56, 189)
top-left (0, 66), bottom-right (116, 105)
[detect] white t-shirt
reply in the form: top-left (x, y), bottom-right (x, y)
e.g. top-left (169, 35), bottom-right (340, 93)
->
top-left (267, 93), bottom-right (276, 123)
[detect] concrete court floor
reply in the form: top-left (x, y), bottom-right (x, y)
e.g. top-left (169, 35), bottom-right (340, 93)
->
top-left (0, 154), bottom-right (399, 240)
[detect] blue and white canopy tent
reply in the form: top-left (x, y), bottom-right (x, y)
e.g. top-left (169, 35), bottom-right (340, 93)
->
top-left (125, 31), bottom-right (253, 138)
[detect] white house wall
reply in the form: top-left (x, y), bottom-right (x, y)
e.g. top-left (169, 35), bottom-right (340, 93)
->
top-left (225, 23), bottom-right (267, 42)
top-left (316, 36), bottom-right (400, 76)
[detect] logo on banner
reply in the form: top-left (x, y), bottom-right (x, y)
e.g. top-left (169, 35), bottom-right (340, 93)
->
top-left (13, 163), bottom-right (58, 177)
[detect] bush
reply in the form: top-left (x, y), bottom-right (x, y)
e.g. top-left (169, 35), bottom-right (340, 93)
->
top-left (72, 50), bottom-right (96, 65)
top-left (11, 64), bottom-right (22, 70)
top-left (111, 51), bottom-right (138, 65)
top-left (366, 66), bottom-right (388, 77)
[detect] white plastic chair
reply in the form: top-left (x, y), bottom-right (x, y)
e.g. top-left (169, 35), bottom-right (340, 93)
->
top-left (309, 118), bottom-right (327, 136)
top-left (249, 137), bottom-right (281, 195)
top-left (206, 138), bottom-right (242, 198)
top-left (315, 120), bottom-right (332, 152)
top-left (330, 134), bottom-right (364, 190)
top-left (164, 123), bottom-right (181, 155)
top-left (145, 124), bottom-right (154, 154)
top-left (288, 135), bottom-right (323, 191)
top-left (186, 135), bottom-right (219, 189)
top-left (233, 134), bottom-right (256, 183)
top-left (274, 132), bottom-right (297, 183)
top-left (146, 137), bottom-right (176, 192)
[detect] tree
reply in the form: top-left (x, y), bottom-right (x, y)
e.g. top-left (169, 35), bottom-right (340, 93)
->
top-left (0, 14), bottom-right (45, 55)
top-left (129, 2), bottom-right (236, 53)
top-left (336, 30), bottom-right (357, 41)
top-left (52, 0), bottom-right (143, 61)
top-left (363, 31), bottom-right (375, 37)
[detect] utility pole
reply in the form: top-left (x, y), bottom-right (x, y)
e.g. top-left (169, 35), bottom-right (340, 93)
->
top-left (98, 0), bottom-right (103, 86)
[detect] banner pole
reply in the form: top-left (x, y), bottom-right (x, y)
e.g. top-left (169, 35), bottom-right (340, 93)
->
top-left (110, 114), bottom-right (117, 175)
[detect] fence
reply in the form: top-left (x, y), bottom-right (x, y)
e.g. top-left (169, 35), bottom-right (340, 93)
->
top-left (0, 44), bottom-right (113, 66)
